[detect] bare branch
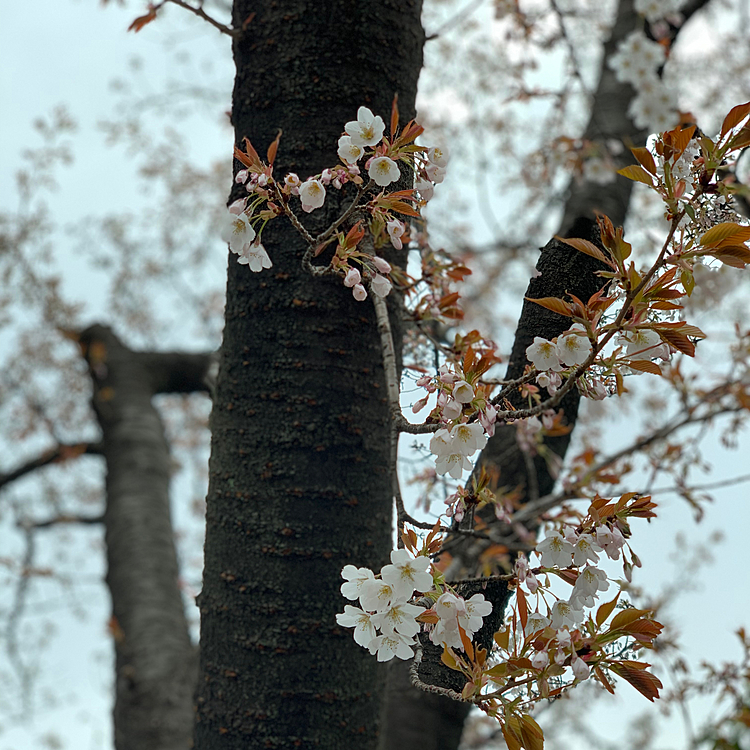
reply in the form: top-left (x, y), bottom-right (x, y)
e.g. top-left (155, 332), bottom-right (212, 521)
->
top-left (0, 442), bottom-right (103, 491)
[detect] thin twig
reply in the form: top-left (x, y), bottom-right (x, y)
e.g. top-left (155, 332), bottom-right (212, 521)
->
top-left (0, 442), bottom-right (104, 491)
top-left (373, 293), bottom-right (409, 545)
top-left (163, 0), bottom-right (239, 37)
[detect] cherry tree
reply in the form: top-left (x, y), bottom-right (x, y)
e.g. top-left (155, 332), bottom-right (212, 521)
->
top-left (2, 1), bottom-right (750, 749)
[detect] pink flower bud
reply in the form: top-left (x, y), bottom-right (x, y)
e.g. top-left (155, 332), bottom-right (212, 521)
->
top-left (235, 169), bottom-right (249, 184)
top-left (352, 283), bottom-right (367, 302)
top-left (372, 256), bottom-right (392, 274)
top-left (344, 268), bottom-right (362, 288)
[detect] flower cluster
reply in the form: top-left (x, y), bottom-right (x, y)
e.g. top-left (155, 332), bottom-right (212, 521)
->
top-left (608, 30), bottom-right (679, 133)
top-left (220, 208), bottom-right (272, 272)
top-left (525, 323), bottom-right (593, 393)
top-left (336, 549), bottom-right (493, 662)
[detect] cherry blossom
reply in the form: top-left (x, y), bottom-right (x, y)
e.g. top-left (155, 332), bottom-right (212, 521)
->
top-left (368, 156), bottom-right (401, 187)
top-left (525, 612), bottom-right (550, 637)
top-left (371, 274), bottom-right (392, 298)
top-left (557, 324), bottom-right (592, 367)
top-left (570, 532), bottom-right (601, 567)
top-left (386, 219), bottom-right (406, 250)
top-left (464, 593), bottom-right (492, 632)
top-left (372, 256), bottom-right (392, 274)
top-left (450, 422), bottom-right (487, 456)
top-left (340, 565), bottom-right (376, 600)
top-left (536, 530), bottom-right (574, 568)
top-left (526, 337), bottom-right (563, 371)
top-left (550, 599), bottom-right (584, 630)
top-left (345, 106), bottom-right (385, 147)
top-left (415, 179), bottom-right (434, 201)
top-left (435, 452), bottom-right (473, 479)
top-left (344, 268), bottom-right (362, 288)
top-left (429, 427), bottom-right (454, 456)
top-left (624, 329), bottom-right (670, 361)
top-left (222, 211), bottom-right (256, 253)
top-left (359, 579), bottom-right (397, 612)
top-left (368, 632), bottom-right (416, 662)
top-left (337, 135), bottom-right (364, 165)
top-left (299, 178), bottom-right (326, 212)
top-left (427, 145), bottom-right (449, 168)
top-left (371, 601), bottom-right (423, 638)
top-left (531, 650), bottom-right (549, 670)
top-left (570, 565), bottom-right (609, 609)
top-left (336, 605), bottom-right (378, 647)
top-left (452, 380), bottom-right (474, 404)
top-left (237, 243), bottom-right (273, 272)
top-left (571, 655), bottom-right (590, 681)
top-left (353, 283), bottom-right (367, 302)
top-left (380, 549), bottom-right (433, 598)
top-left (595, 524), bottom-right (626, 560)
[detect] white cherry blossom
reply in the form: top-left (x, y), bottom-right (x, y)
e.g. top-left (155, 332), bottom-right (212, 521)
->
top-left (557, 324), bottom-right (592, 367)
top-left (222, 211), bottom-right (256, 254)
top-left (299, 178), bottom-right (326, 212)
top-left (358, 578), bottom-right (398, 612)
top-left (337, 135), bottom-right (364, 164)
top-left (380, 549), bottom-right (433, 598)
top-left (526, 337), bottom-right (563, 371)
top-left (368, 156), bottom-right (401, 187)
top-left (450, 422), bottom-right (487, 456)
top-left (371, 273), bottom-right (392, 298)
top-left (237, 243), bottom-right (272, 272)
top-left (427, 145), bottom-right (449, 168)
top-left (345, 106), bottom-right (385, 147)
top-left (368, 632), bottom-right (415, 661)
top-left (386, 219), bottom-right (406, 250)
top-left (536, 530), bottom-right (574, 568)
top-left (435, 452), bottom-right (472, 479)
top-left (452, 380), bottom-right (474, 404)
top-left (340, 565), bottom-right (375, 600)
top-left (550, 599), bottom-right (584, 630)
top-left (336, 605), bottom-right (377, 647)
top-left (525, 612), bottom-right (551, 637)
top-left (371, 601), bottom-right (423, 638)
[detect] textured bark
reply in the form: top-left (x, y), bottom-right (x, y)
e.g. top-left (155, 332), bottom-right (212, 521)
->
top-left (192, 3), bottom-right (423, 749)
top-left (80, 325), bottom-right (211, 750)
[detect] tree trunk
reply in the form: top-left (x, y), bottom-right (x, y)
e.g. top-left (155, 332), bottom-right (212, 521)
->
top-left (193, 3), bottom-right (423, 749)
top-left (80, 325), bottom-right (209, 750)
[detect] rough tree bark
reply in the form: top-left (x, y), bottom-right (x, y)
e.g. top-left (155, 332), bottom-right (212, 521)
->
top-left (79, 325), bottom-right (212, 750)
top-left (192, 2), bottom-right (423, 749)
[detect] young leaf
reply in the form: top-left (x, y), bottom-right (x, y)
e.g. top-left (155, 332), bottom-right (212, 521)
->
top-left (626, 359), bottom-right (662, 376)
top-left (516, 587), bottom-right (528, 631)
top-left (616, 165), bottom-right (654, 186)
top-left (699, 222), bottom-right (750, 247)
top-left (390, 93), bottom-right (400, 138)
top-left (266, 130), bottom-right (282, 166)
top-left (556, 236), bottom-right (611, 265)
top-left (128, 7), bottom-right (157, 32)
top-left (596, 592), bottom-right (620, 627)
top-left (525, 296), bottom-right (574, 317)
top-left (720, 101), bottom-right (750, 138)
top-left (630, 146), bottom-right (657, 175)
top-left (610, 661), bottom-right (663, 701)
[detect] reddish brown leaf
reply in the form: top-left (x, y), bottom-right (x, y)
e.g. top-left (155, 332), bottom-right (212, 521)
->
top-left (630, 146), bottom-right (657, 175)
top-left (525, 296), bottom-right (574, 317)
top-left (721, 101), bottom-right (750, 137)
top-left (616, 164), bottom-right (654, 186)
top-left (556, 236), bottom-right (611, 265)
top-left (266, 129), bottom-right (282, 166)
top-left (128, 7), bottom-right (157, 32)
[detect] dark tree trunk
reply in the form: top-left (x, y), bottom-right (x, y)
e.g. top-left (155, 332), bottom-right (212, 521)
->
top-left (193, 3), bottom-right (423, 749)
top-left (80, 325), bottom-right (211, 750)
